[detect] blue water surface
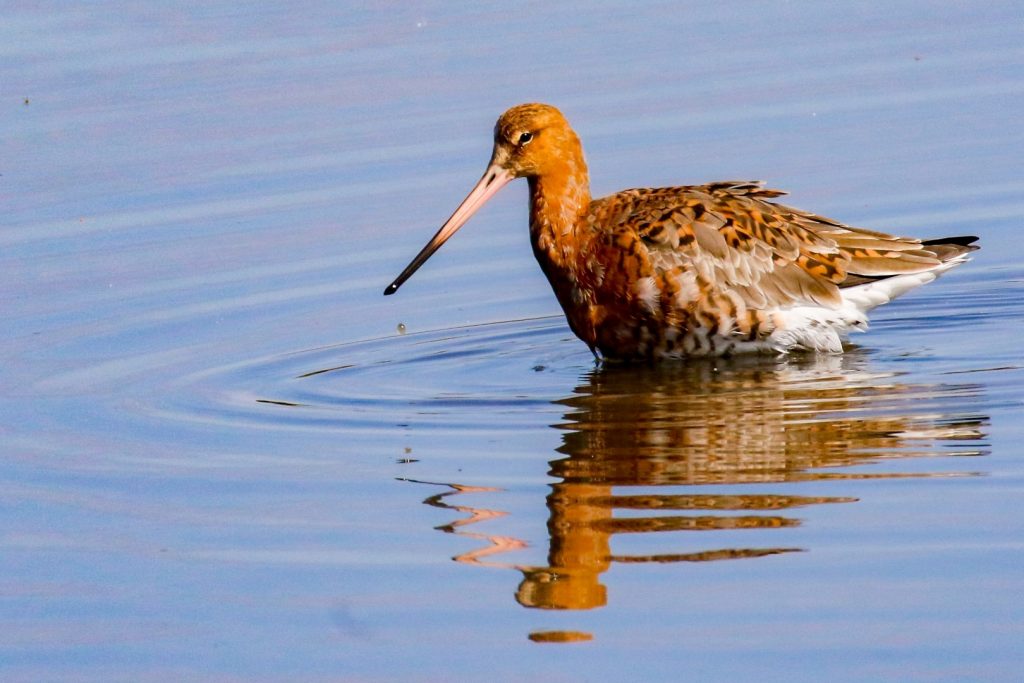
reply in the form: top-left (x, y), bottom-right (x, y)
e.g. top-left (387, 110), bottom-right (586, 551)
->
top-left (2, 3), bottom-right (1023, 681)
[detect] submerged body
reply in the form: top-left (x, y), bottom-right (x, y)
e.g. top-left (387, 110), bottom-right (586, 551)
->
top-left (385, 104), bottom-right (977, 360)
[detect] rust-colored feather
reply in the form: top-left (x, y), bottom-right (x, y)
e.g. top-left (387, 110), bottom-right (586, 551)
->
top-left (386, 104), bottom-right (978, 360)
top-left (588, 180), bottom-right (960, 313)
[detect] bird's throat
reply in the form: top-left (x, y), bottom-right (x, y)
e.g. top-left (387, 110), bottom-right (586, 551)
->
top-left (528, 165), bottom-right (591, 271)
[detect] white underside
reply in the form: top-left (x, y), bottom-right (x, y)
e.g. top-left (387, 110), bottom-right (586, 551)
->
top-left (767, 255), bottom-right (970, 354)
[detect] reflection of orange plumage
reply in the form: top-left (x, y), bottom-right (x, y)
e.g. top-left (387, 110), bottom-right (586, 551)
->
top-left (386, 103), bottom-right (977, 360)
top-left (414, 357), bottom-right (987, 613)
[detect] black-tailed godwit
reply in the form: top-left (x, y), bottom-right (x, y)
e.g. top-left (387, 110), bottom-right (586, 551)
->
top-left (385, 103), bottom-right (977, 360)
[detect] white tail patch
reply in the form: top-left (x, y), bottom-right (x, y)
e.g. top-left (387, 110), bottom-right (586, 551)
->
top-left (840, 260), bottom-right (963, 314)
top-left (769, 306), bottom-right (863, 353)
top-left (769, 253), bottom-right (971, 353)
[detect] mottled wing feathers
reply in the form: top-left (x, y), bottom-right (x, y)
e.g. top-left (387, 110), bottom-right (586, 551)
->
top-left (589, 181), bottom-right (953, 311)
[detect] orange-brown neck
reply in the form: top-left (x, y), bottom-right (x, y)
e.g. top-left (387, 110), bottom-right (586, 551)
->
top-left (527, 153), bottom-right (591, 272)
top-left (526, 147), bottom-right (597, 351)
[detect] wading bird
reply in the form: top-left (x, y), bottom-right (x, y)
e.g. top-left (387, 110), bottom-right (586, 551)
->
top-left (385, 103), bottom-right (977, 361)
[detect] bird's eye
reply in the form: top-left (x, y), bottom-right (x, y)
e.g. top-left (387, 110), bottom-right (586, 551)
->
top-left (518, 131), bottom-right (534, 145)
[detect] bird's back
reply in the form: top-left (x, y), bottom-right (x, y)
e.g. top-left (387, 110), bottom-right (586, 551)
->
top-left (568, 181), bottom-right (977, 358)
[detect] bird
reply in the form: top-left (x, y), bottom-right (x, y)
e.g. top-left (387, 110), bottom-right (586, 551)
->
top-left (384, 103), bottom-right (978, 361)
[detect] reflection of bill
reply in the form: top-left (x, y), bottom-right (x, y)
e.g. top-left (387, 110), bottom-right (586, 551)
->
top-left (409, 354), bottom-right (987, 614)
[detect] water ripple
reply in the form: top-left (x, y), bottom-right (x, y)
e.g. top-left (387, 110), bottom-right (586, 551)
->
top-left (161, 316), bottom-right (586, 431)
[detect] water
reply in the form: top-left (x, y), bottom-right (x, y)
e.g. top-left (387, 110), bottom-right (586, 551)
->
top-left (3, 3), bottom-right (1024, 681)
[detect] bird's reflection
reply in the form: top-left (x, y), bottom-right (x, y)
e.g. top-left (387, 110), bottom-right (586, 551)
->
top-left (411, 353), bottom-right (987, 615)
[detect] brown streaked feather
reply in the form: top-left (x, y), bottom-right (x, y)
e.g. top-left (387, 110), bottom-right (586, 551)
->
top-left (587, 180), bottom-right (962, 312)
top-left (387, 103), bottom-right (978, 360)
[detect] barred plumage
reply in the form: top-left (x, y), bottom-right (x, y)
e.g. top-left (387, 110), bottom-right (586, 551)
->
top-left (386, 104), bottom-right (978, 361)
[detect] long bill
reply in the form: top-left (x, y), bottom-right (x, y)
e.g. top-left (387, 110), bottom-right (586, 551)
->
top-left (384, 164), bottom-right (514, 295)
